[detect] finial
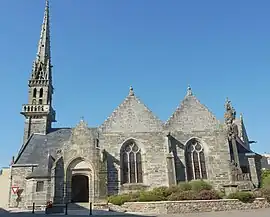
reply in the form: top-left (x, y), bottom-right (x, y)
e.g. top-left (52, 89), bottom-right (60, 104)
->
top-left (129, 86), bottom-right (134, 96)
top-left (80, 116), bottom-right (85, 122)
top-left (10, 156), bottom-right (15, 166)
top-left (186, 85), bottom-right (193, 96)
top-left (240, 113), bottom-right (243, 121)
top-left (46, 0), bottom-right (49, 7)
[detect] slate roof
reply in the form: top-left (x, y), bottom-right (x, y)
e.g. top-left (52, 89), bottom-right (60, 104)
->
top-left (15, 128), bottom-right (72, 165)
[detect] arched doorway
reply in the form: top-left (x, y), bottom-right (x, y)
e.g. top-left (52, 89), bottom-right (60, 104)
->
top-left (71, 175), bottom-right (89, 202)
top-left (65, 158), bottom-right (94, 203)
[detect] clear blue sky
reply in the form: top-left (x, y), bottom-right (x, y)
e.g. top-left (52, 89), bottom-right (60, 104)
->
top-left (0, 0), bottom-right (269, 167)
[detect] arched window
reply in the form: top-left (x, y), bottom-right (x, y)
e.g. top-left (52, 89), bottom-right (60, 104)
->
top-left (33, 88), bottom-right (37, 98)
top-left (39, 88), bottom-right (43, 98)
top-left (185, 139), bottom-right (207, 181)
top-left (121, 140), bottom-right (143, 184)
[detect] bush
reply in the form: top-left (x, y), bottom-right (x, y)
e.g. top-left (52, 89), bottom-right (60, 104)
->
top-left (165, 185), bottom-right (181, 195)
top-left (227, 192), bottom-right (255, 203)
top-left (177, 182), bottom-right (192, 191)
top-left (167, 190), bottom-right (196, 201)
top-left (197, 190), bottom-right (221, 200)
top-left (217, 191), bottom-right (225, 199)
top-left (108, 194), bottom-right (130, 205)
top-left (151, 186), bottom-right (171, 199)
top-left (190, 180), bottom-right (212, 192)
top-left (261, 169), bottom-right (270, 180)
top-left (138, 190), bottom-right (164, 202)
top-left (261, 187), bottom-right (270, 202)
top-left (262, 175), bottom-right (270, 188)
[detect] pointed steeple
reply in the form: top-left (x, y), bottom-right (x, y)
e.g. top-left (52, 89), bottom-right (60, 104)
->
top-left (37, 0), bottom-right (51, 64)
top-left (21, 0), bottom-right (56, 144)
top-left (31, 0), bottom-right (52, 81)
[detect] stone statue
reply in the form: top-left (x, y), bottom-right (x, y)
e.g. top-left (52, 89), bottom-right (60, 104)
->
top-left (224, 98), bottom-right (236, 125)
top-left (224, 98), bottom-right (238, 138)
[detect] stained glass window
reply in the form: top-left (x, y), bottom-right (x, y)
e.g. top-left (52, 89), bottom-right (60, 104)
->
top-left (121, 141), bottom-right (143, 184)
top-left (185, 139), bottom-right (207, 181)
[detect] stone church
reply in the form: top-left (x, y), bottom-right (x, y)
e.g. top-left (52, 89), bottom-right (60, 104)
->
top-left (9, 0), bottom-right (262, 208)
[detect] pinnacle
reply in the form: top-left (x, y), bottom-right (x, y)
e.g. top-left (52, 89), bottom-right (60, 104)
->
top-left (186, 85), bottom-right (193, 96)
top-left (129, 86), bottom-right (134, 96)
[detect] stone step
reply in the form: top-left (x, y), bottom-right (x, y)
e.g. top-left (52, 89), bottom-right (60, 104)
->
top-left (68, 202), bottom-right (109, 211)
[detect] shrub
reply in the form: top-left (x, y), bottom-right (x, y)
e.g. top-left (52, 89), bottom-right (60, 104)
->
top-left (217, 191), bottom-right (225, 199)
top-left (177, 182), bottom-right (192, 191)
top-left (190, 180), bottom-right (212, 192)
top-left (165, 185), bottom-right (181, 195)
top-left (151, 186), bottom-right (171, 199)
top-left (227, 191), bottom-right (255, 203)
top-left (167, 190), bottom-right (196, 201)
top-left (138, 190), bottom-right (164, 202)
top-left (108, 193), bottom-right (136, 205)
top-left (197, 190), bottom-right (221, 200)
top-left (262, 175), bottom-right (270, 188)
top-left (261, 187), bottom-right (270, 202)
top-left (261, 169), bottom-right (270, 180)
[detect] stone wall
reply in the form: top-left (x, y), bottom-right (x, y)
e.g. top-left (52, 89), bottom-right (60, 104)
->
top-left (120, 198), bottom-right (270, 214)
top-left (170, 130), bottom-right (231, 188)
top-left (100, 132), bottom-right (169, 195)
top-left (23, 117), bottom-right (49, 145)
top-left (9, 165), bottom-right (34, 208)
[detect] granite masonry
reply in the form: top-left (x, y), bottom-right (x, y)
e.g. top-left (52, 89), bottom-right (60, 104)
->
top-left (117, 198), bottom-right (270, 214)
top-left (8, 0), bottom-right (262, 209)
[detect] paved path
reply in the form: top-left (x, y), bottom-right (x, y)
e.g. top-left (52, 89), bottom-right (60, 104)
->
top-left (159, 208), bottom-right (270, 217)
top-left (1, 208), bottom-right (270, 217)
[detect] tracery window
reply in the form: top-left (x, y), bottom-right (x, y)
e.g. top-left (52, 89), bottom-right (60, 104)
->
top-left (121, 141), bottom-right (143, 184)
top-left (185, 139), bottom-right (207, 181)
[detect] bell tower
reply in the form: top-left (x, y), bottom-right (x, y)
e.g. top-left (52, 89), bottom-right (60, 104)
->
top-left (21, 0), bottom-right (56, 144)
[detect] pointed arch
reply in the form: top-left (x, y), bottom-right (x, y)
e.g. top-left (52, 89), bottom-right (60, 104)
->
top-left (185, 138), bottom-right (207, 181)
top-left (120, 139), bottom-right (143, 184)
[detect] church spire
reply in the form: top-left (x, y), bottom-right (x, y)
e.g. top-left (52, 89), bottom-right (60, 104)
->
top-left (31, 0), bottom-right (52, 82)
top-left (37, 0), bottom-right (51, 64)
top-left (21, 0), bottom-right (56, 144)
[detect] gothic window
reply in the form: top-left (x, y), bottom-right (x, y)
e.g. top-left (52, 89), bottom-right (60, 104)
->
top-left (36, 181), bottom-right (44, 192)
top-left (39, 88), bottom-right (43, 98)
top-left (185, 139), bottom-right (207, 181)
top-left (33, 88), bottom-right (37, 98)
top-left (121, 141), bottom-right (143, 184)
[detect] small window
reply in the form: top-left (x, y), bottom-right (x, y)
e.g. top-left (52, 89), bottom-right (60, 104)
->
top-left (39, 88), bottom-right (43, 98)
top-left (36, 181), bottom-right (44, 192)
top-left (33, 88), bottom-right (37, 98)
top-left (39, 99), bottom-right (43, 105)
top-left (267, 158), bottom-right (270, 165)
top-left (96, 139), bottom-right (99, 148)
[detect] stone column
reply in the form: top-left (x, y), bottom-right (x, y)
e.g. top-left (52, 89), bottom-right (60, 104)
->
top-left (246, 153), bottom-right (259, 187)
top-left (166, 152), bottom-right (176, 186)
